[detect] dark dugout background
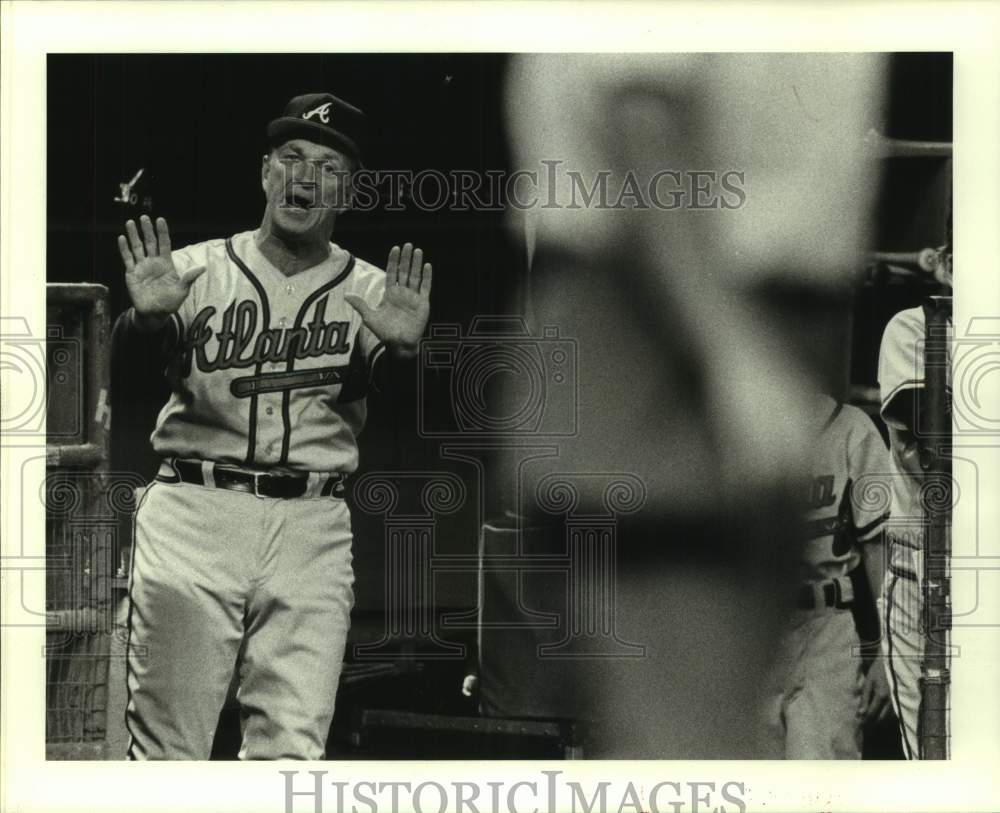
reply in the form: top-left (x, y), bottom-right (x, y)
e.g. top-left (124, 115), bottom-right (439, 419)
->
top-left (47, 51), bottom-right (951, 629)
top-left (47, 54), bottom-right (526, 625)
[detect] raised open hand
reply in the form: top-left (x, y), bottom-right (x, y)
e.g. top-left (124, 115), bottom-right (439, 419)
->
top-left (118, 215), bottom-right (206, 318)
top-left (345, 243), bottom-right (432, 359)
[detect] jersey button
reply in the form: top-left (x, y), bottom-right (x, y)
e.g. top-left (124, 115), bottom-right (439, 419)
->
top-left (285, 284), bottom-right (294, 294)
top-left (266, 407), bottom-right (274, 416)
top-left (278, 317), bottom-right (287, 327)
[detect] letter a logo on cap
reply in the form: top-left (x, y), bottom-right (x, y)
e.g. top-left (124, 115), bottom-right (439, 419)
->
top-left (303, 102), bottom-right (332, 124)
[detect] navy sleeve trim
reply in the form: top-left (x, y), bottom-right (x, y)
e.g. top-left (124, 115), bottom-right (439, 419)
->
top-left (368, 341), bottom-right (387, 386)
top-left (823, 400), bottom-right (844, 431)
top-left (856, 510), bottom-right (890, 541)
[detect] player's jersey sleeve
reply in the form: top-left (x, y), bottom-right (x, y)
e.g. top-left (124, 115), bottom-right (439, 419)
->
top-left (114, 308), bottom-right (180, 359)
top-left (845, 406), bottom-right (892, 541)
top-left (877, 307), bottom-right (925, 430)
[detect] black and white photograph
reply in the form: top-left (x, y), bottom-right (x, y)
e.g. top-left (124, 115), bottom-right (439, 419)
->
top-left (2, 3), bottom-right (1000, 813)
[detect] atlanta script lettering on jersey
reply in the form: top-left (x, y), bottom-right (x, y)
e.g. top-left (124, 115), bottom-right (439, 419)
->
top-left (805, 475), bottom-right (837, 509)
top-left (180, 296), bottom-right (351, 376)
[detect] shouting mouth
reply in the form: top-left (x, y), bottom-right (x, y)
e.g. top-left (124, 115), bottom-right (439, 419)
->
top-left (283, 190), bottom-right (318, 213)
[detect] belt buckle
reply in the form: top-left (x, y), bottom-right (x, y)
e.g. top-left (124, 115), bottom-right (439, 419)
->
top-left (251, 472), bottom-right (267, 498)
top-left (324, 473), bottom-right (346, 498)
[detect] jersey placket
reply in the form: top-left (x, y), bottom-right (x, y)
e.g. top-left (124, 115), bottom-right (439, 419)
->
top-left (256, 281), bottom-right (299, 467)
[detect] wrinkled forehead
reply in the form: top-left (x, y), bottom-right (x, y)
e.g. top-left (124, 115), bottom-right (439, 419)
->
top-left (271, 138), bottom-right (350, 165)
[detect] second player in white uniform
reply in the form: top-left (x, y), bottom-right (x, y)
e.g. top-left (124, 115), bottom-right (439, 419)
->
top-left (877, 302), bottom-right (953, 759)
top-left (116, 92), bottom-right (433, 759)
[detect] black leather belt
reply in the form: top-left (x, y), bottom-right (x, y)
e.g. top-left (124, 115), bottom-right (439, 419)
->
top-left (157, 459), bottom-right (346, 499)
top-left (797, 579), bottom-right (853, 610)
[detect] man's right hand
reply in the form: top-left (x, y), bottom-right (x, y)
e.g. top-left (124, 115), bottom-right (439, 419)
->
top-left (118, 215), bottom-right (205, 330)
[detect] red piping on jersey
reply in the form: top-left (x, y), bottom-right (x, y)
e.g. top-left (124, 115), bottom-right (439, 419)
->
top-left (225, 237), bottom-right (272, 467)
top-left (278, 253), bottom-right (356, 466)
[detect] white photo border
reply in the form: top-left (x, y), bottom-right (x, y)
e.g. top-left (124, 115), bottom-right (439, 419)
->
top-left (2, 2), bottom-right (999, 812)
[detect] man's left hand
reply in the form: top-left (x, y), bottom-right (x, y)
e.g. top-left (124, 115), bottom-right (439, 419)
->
top-left (345, 243), bottom-right (432, 359)
top-left (862, 654), bottom-right (892, 723)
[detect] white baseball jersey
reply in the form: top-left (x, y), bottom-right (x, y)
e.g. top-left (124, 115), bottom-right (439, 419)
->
top-left (877, 304), bottom-right (953, 759)
top-left (877, 305), bottom-right (954, 559)
top-left (139, 230), bottom-right (386, 474)
top-left (800, 395), bottom-right (890, 582)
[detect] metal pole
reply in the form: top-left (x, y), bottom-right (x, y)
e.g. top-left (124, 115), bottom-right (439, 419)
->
top-left (919, 294), bottom-right (951, 759)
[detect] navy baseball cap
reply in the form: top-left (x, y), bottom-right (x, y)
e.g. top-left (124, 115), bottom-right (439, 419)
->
top-left (267, 92), bottom-right (366, 167)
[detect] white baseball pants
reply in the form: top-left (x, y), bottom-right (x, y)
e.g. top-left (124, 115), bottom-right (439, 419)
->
top-left (125, 478), bottom-right (354, 760)
top-left (759, 608), bottom-right (865, 759)
top-left (881, 538), bottom-right (924, 759)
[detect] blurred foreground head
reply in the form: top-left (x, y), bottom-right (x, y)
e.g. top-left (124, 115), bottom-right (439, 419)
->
top-left (501, 53), bottom-right (887, 757)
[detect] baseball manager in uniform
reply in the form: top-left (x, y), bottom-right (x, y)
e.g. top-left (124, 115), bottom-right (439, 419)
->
top-left (115, 93), bottom-right (432, 759)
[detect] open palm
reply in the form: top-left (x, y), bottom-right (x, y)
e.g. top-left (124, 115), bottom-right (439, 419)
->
top-left (345, 243), bottom-right (432, 358)
top-left (118, 215), bottom-right (205, 316)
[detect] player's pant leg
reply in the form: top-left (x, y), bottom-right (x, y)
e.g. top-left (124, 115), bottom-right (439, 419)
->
top-left (784, 610), bottom-right (864, 759)
top-left (882, 558), bottom-right (922, 759)
top-left (757, 621), bottom-right (807, 759)
top-left (237, 496), bottom-right (355, 760)
top-left (126, 482), bottom-right (249, 759)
